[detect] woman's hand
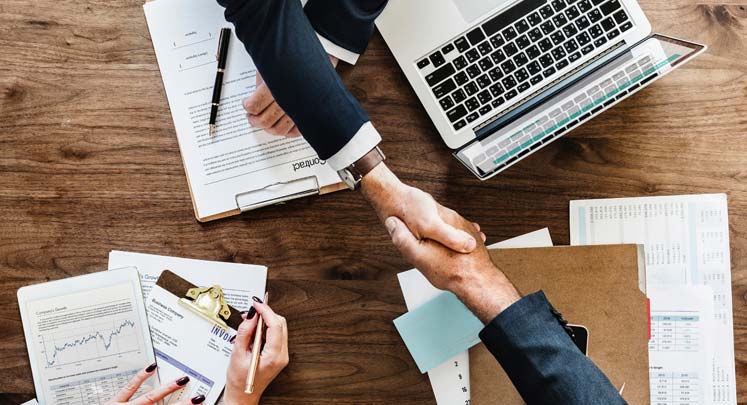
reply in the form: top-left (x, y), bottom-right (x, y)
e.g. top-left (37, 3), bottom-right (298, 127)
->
top-left (105, 363), bottom-right (205, 404)
top-left (222, 298), bottom-right (289, 405)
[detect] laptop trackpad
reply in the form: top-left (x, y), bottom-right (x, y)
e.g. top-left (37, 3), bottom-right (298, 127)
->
top-left (451, 0), bottom-right (513, 23)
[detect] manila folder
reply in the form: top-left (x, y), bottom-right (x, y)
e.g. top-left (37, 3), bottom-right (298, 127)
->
top-left (470, 244), bottom-right (649, 404)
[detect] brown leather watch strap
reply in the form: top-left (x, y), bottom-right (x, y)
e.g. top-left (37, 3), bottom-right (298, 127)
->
top-left (351, 147), bottom-right (386, 178)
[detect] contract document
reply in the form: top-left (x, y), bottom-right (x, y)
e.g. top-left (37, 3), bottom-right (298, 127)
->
top-left (144, 0), bottom-right (341, 221)
top-left (570, 194), bottom-right (736, 404)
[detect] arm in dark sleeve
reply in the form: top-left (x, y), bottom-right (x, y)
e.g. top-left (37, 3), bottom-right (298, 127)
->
top-left (216, 0), bottom-right (377, 163)
top-left (304, 0), bottom-right (389, 55)
top-left (479, 291), bottom-right (627, 404)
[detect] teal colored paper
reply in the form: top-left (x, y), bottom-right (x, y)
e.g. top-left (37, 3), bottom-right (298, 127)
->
top-left (393, 291), bottom-right (484, 373)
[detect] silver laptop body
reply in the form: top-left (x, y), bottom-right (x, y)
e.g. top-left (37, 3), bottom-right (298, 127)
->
top-left (376, 0), bottom-right (705, 179)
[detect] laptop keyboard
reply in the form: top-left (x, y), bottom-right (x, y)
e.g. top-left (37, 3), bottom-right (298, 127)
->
top-left (416, 0), bottom-right (635, 131)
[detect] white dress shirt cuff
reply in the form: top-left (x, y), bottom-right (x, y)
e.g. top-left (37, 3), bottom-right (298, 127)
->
top-left (316, 33), bottom-right (361, 65)
top-left (325, 122), bottom-right (382, 171)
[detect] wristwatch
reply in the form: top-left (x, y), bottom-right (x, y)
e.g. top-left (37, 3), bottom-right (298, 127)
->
top-left (337, 146), bottom-right (386, 190)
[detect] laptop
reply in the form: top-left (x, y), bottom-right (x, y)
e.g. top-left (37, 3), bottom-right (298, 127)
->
top-left (376, 0), bottom-right (705, 179)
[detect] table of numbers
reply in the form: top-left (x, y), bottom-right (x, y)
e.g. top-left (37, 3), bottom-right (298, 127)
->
top-left (49, 368), bottom-right (140, 404)
top-left (650, 372), bottom-right (701, 404)
top-left (648, 314), bottom-right (701, 352)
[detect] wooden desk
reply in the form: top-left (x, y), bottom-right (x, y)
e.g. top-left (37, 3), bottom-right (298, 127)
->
top-left (1, 0), bottom-right (745, 403)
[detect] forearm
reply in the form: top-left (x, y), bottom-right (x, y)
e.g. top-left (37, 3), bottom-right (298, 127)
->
top-left (360, 163), bottom-right (404, 219)
top-left (452, 263), bottom-right (521, 323)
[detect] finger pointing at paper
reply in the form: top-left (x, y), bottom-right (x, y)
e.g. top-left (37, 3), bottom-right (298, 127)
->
top-left (105, 363), bottom-right (205, 404)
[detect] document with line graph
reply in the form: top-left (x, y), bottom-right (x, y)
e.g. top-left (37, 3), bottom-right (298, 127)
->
top-left (18, 267), bottom-right (158, 405)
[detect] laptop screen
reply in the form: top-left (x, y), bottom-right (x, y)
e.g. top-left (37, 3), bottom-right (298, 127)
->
top-left (454, 35), bottom-right (705, 179)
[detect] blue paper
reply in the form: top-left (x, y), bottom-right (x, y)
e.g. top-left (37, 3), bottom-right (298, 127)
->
top-left (393, 291), bottom-right (484, 373)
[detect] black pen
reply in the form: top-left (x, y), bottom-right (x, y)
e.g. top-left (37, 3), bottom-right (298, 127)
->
top-left (209, 27), bottom-right (231, 137)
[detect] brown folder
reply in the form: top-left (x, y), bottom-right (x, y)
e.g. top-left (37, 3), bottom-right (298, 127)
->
top-left (470, 245), bottom-right (649, 404)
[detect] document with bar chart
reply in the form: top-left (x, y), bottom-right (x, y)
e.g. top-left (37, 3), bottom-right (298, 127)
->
top-left (18, 267), bottom-right (157, 404)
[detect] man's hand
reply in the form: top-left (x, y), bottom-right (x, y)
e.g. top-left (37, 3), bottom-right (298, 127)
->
top-left (243, 56), bottom-right (339, 137)
top-left (385, 211), bottom-right (521, 323)
top-left (361, 164), bottom-right (481, 253)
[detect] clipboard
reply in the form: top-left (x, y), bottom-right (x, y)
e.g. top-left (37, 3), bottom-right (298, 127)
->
top-left (150, 269), bottom-right (248, 403)
top-left (142, 0), bottom-right (348, 223)
top-left (191, 175), bottom-right (347, 223)
top-left (155, 269), bottom-right (245, 330)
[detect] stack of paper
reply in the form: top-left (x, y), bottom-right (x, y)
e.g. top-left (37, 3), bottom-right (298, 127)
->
top-left (570, 194), bottom-right (736, 405)
top-left (108, 251), bottom-right (267, 405)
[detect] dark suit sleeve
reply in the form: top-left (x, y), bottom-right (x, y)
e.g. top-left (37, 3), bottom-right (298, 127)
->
top-left (304, 0), bottom-right (389, 55)
top-left (215, 0), bottom-right (376, 163)
top-left (479, 291), bottom-right (627, 404)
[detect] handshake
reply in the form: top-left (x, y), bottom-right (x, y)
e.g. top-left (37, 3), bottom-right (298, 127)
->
top-left (359, 163), bottom-right (521, 323)
top-left (244, 72), bottom-right (521, 323)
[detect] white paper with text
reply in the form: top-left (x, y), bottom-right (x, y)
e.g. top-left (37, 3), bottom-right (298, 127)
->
top-left (147, 284), bottom-right (234, 405)
top-left (108, 250), bottom-right (266, 311)
top-left (144, 0), bottom-right (340, 219)
top-left (570, 194), bottom-right (735, 404)
top-left (648, 286), bottom-right (714, 404)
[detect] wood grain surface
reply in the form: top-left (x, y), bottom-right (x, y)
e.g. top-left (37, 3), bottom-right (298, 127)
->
top-left (1, 0), bottom-right (746, 403)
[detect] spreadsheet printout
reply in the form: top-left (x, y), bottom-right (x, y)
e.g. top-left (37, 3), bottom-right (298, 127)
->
top-left (648, 286), bottom-right (714, 404)
top-left (570, 194), bottom-right (735, 404)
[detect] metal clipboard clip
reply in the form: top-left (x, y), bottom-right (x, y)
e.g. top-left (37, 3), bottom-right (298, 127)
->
top-left (234, 176), bottom-right (320, 212)
top-left (178, 284), bottom-right (232, 329)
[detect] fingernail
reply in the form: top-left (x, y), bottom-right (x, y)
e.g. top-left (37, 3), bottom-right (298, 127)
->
top-left (176, 376), bottom-right (190, 386)
top-left (385, 217), bottom-right (397, 234)
top-left (145, 363), bottom-right (157, 373)
top-left (465, 237), bottom-right (477, 252)
top-left (191, 395), bottom-right (206, 404)
top-left (246, 306), bottom-right (256, 319)
top-left (229, 335), bottom-right (236, 344)
top-left (252, 296), bottom-right (263, 304)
